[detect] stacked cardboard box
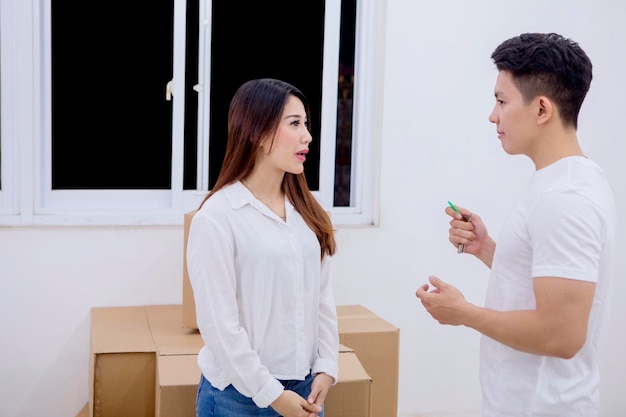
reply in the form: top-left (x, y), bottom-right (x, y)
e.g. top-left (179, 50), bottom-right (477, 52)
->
top-left (326, 345), bottom-right (373, 417)
top-left (155, 354), bottom-right (199, 417)
top-left (88, 304), bottom-right (373, 417)
top-left (181, 210), bottom-right (198, 330)
top-left (89, 306), bottom-right (158, 417)
top-left (89, 304), bottom-right (203, 417)
top-left (337, 305), bottom-right (400, 417)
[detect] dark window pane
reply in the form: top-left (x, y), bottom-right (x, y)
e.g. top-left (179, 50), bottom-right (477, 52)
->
top-left (51, 1), bottom-right (174, 189)
top-left (183, 0), bottom-right (199, 190)
top-left (208, 2), bottom-right (325, 190)
top-left (335, 0), bottom-right (356, 206)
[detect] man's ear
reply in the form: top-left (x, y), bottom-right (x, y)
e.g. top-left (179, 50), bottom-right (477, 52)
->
top-left (536, 96), bottom-right (554, 125)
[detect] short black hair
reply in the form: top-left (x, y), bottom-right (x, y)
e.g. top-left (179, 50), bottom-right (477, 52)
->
top-left (491, 33), bottom-right (592, 129)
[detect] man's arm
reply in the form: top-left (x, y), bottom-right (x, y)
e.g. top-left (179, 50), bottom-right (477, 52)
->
top-left (464, 276), bottom-right (595, 358)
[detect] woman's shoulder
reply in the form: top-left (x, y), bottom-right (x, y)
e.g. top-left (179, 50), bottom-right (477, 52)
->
top-left (196, 182), bottom-right (246, 217)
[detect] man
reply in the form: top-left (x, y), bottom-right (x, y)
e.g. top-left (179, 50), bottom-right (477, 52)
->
top-left (415, 33), bottom-right (616, 417)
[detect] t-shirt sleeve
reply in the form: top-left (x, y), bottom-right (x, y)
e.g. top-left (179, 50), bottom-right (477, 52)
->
top-left (528, 191), bottom-right (605, 282)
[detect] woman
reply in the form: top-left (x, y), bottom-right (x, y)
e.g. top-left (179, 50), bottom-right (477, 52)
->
top-left (187, 78), bottom-right (339, 417)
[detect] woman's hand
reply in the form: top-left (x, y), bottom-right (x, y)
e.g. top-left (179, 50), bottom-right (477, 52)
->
top-left (307, 373), bottom-right (334, 413)
top-left (271, 390), bottom-right (322, 417)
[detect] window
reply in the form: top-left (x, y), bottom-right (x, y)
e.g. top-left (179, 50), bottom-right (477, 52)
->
top-left (0, 0), bottom-right (385, 226)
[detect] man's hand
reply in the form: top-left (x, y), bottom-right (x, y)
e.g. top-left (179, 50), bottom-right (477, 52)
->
top-left (415, 276), bottom-right (470, 326)
top-left (445, 204), bottom-right (495, 267)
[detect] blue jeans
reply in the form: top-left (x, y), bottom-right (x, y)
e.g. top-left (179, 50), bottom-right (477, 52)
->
top-left (196, 372), bottom-right (324, 417)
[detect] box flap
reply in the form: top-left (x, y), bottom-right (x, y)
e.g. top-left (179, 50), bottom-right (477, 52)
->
top-left (337, 304), bottom-right (399, 334)
top-left (337, 350), bottom-right (372, 383)
top-left (336, 304), bottom-right (372, 317)
top-left (157, 354), bottom-right (201, 387)
top-left (90, 306), bottom-right (155, 353)
top-left (146, 304), bottom-right (203, 355)
top-left (338, 344), bottom-right (354, 353)
top-left (325, 350), bottom-right (372, 417)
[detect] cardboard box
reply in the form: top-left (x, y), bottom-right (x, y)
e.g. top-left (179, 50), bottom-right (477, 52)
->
top-left (150, 304), bottom-right (203, 417)
top-left (156, 354), bottom-right (200, 417)
top-left (89, 306), bottom-right (157, 417)
top-left (325, 344), bottom-right (372, 417)
top-left (75, 403), bottom-right (89, 417)
top-left (337, 305), bottom-right (400, 417)
top-left (147, 304), bottom-right (204, 355)
top-left (89, 305), bottom-right (202, 417)
top-left (154, 345), bottom-right (371, 417)
top-left (182, 210), bottom-right (198, 329)
top-left (90, 304), bottom-right (372, 417)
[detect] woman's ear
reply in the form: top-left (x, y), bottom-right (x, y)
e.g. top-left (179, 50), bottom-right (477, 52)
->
top-left (258, 137), bottom-right (270, 154)
top-left (259, 133), bottom-right (276, 154)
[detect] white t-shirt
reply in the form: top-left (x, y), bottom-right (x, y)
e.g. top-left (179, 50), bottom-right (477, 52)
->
top-left (481, 156), bottom-right (617, 417)
top-left (186, 181), bottom-right (339, 408)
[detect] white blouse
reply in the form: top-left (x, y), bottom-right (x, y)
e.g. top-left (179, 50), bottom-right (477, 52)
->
top-left (186, 181), bottom-right (339, 408)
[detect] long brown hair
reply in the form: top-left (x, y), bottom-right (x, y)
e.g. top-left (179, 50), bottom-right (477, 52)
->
top-left (199, 78), bottom-right (336, 258)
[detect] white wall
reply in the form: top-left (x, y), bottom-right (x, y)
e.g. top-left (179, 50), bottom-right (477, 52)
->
top-left (1, 1), bottom-right (625, 416)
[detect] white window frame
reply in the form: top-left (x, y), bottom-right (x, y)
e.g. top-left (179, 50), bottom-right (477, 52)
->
top-left (0, 0), bottom-right (24, 221)
top-left (0, 0), bottom-right (385, 227)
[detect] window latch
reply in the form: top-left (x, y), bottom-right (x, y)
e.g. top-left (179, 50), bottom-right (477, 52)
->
top-left (166, 80), bottom-right (202, 100)
top-left (166, 79), bottom-right (174, 101)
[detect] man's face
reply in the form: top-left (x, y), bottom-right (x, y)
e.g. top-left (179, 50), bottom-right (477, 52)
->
top-left (488, 70), bottom-right (540, 157)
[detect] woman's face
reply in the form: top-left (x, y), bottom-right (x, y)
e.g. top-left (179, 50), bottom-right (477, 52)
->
top-left (262, 95), bottom-right (313, 175)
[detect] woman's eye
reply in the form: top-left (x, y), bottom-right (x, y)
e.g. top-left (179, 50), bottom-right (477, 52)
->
top-left (290, 118), bottom-right (308, 127)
